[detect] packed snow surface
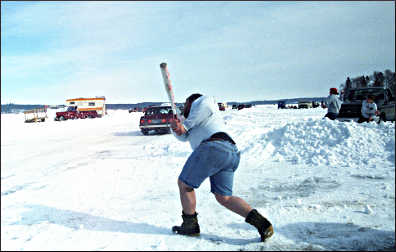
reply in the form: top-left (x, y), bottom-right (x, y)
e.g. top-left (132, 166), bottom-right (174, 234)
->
top-left (1, 105), bottom-right (395, 250)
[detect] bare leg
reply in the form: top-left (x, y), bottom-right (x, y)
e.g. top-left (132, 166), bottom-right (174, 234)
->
top-left (214, 193), bottom-right (252, 218)
top-left (178, 179), bottom-right (196, 215)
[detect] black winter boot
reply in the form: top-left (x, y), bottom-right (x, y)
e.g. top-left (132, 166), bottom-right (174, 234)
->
top-left (245, 209), bottom-right (273, 242)
top-left (172, 211), bottom-right (200, 236)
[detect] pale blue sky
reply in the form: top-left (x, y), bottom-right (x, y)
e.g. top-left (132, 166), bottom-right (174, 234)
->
top-left (1, 1), bottom-right (395, 104)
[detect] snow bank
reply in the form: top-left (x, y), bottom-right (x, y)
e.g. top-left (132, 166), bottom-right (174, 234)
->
top-left (239, 116), bottom-right (395, 167)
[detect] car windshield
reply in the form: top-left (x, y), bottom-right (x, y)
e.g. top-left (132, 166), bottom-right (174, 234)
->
top-left (66, 106), bottom-right (77, 112)
top-left (145, 107), bottom-right (172, 115)
top-left (346, 88), bottom-right (385, 101)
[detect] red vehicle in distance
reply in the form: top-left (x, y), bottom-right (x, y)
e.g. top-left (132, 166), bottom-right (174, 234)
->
top-left (54, 106), bottom-right (99, 121)
top-left (139, 106), bottom-right (180, 135)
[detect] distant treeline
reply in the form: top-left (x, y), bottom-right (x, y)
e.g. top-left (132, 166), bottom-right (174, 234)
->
top-left (1, 104), bottom-right (46, 114)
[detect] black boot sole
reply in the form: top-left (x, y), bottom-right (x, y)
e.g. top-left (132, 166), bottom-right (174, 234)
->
top-left (174, 232), bottom-right (200, 237)
top-left (172, 226), bottom-right (200, 236)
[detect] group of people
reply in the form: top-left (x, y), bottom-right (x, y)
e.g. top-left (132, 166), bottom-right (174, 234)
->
top-left (324, 87), bottom-right (380, 123)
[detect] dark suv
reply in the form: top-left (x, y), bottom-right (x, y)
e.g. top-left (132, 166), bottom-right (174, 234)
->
top-left (218, 103), bottom-right (225, 111)
top-left (337, 87), bottom-right (395, 122)
top-left (139, 106), bottom-right (181, 135)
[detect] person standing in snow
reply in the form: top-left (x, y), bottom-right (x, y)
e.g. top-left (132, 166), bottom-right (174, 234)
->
top-left (324, 88), bottom-right (342, 120)
top-left (358, 95), bottom-right (379, 123)
top-left (170, 93), bottom-right (273, 242)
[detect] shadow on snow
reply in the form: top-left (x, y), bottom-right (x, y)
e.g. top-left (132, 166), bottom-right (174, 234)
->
top-left (113, 130), bottom-right (171, 137)
top-left (16, 204), bottom-right (259, 246)
top-left (277, 222), bottom-right (395, 251)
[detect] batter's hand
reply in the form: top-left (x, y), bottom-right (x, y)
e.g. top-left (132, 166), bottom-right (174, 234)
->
top-left (170, 117), bottom-right (186, 136)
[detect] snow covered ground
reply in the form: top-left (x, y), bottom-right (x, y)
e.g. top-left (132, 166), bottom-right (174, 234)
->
top-left (1, 105), bottom-right (395, 251)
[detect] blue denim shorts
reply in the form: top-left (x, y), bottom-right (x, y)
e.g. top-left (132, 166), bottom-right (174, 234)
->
top-left (179, 140), bottom-right (241, 196)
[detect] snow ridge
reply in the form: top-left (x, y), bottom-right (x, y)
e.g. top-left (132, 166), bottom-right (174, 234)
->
top-left (240, 117), bottom-right (395, 167)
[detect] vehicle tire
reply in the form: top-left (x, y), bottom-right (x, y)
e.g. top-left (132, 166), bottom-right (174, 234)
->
top-left (141, 129), bottom-right (149, 135)
top-left (60, 116), bottom-right (66, 121)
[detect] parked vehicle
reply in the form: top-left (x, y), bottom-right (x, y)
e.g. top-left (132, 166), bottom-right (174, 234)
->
top-left (312, 101), bottom-right (320, 108)
top-left (278, 101), bottom-right (286, 109)
top-left (54, 106), bottom-right (99, 121)
top-left (231, 103), bottom-right (253, 110)
top-left (218, 102), bottom-right (225, 111)
top-left (337, 87), bottom-right (395, 122)
top-left (237, 104), bottom-right (245, 110)
top-left (139, 106), bottom-right (181, 135)
top-left (298, 101), bottom-right (312, 109)
top-left (65, 97), bottom-right (106, 117)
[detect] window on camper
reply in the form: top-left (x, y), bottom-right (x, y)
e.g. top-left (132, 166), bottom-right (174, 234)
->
top-left (89, 102), bottom-right (95, 106)
top-left (70, 102), bottom-right (75, 105)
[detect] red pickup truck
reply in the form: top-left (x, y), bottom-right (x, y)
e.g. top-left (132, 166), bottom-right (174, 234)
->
top-left (54, 106), bottom-right (99, 121)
